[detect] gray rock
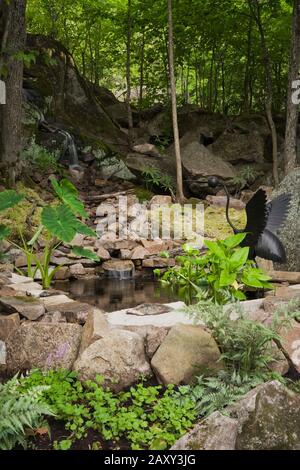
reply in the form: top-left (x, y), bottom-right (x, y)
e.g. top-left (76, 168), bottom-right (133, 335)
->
top-left (273, 169), bottom-right (300, 271)
top-left (232, 381), bottom-right (300, 450)
top-left (0, 340), bottom-right (6, 365)
top-left (171, 412), bottom-right (238, 450)
top-left (74, 329), bottom-right (152, 391)
top-left (172, 381), bottom-right (300, 450)
top-left (208, 133), bottom-right (264, 164)
top-left (151, 323), bottom-right (222, 385)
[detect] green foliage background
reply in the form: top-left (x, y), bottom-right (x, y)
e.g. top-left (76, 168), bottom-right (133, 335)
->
top-left (26, 0), bottom-right (293, 114)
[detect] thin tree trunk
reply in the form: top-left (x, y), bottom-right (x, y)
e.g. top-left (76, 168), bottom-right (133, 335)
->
top-left (249, 0), bottom-right (279, 186)
top-left (0, 0), bottom-right (27, 186)
top-left (242, 16), bottom-right (253, 112)
top-left (284, 0), bottom-right (300, 175)
top-left (126, 0), bottom-right (134, 146)
top-left (167, 0), bottom-right (185, 203)
top-left (138, 28), bottom-right (145, 123)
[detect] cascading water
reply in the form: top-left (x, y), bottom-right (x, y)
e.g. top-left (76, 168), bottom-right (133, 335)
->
top-left (57, 129), bottom-right (82, 171)
top-left (23, 87), bottom-right (83, 171)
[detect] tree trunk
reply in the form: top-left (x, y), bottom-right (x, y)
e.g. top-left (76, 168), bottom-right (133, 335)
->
top-left (167, 0), bottom-right (185, 203)
top-left (242, 16), bottom-right (253, 112)
top-left (284, 0), bottom-right (300, 175)
top-left (249, 0), bottom-right (279, 186)
top-left (0, 0), bottom-right (27, 186)
top-left (126, 0), bottom-right (134, 147)
top-left (138, 28), bottom-right (145, 124)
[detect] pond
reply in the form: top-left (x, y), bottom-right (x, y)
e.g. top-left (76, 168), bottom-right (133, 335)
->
top-left (54, 278), bottom-right (191, 312)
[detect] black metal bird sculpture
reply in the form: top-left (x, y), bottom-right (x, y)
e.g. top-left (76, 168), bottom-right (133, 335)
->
top-left (207, 176), bottom-right (291, 263)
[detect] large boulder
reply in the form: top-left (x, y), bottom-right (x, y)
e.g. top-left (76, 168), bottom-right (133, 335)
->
top-left (273, 169), bottom-right (300, 271)
top-left (25, 34), bottom-right (128, 155)
top-left (208, 132), bottom-right (265, 164)
top-left (151, 323), bottom-right (222, 385)
top-left (177, 107), bottom-right (228, 141)
top-left (167, 131), bottom-right (236, 195)
top-left (74, 329), bottom-right (152, 391)
top-left (172, 381), bottom-right (300, 450)
top-left (3, 322), bottom-right (82, 373)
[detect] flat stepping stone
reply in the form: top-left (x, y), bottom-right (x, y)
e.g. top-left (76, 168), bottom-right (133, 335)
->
top-left (8, 273), bottom-right (34, 284)
top-left (126, 303), bottom-right (173, 316)
top-left (0, 296), bottom-right (45, 320)
top-left (42, 295), bottom-right (74, 309)
top-left (105, 302), bottom-right (199, 327)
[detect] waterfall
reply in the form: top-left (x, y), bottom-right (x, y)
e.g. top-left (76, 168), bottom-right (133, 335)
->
top-left (57, 129), bottom-right (81, 170)
top-left (23, 88), bottom-right (83, 171)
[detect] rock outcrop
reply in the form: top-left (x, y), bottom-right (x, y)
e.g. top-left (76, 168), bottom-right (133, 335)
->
top-left (273, 169), bottom-right (300, 272)
top-left (172, 381), bottom-right (300, 450)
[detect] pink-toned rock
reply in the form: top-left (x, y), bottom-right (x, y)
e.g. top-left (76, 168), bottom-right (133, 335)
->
top-left (141, 239), bottom-right (168, 255)
top-left (4, 322), bottom-right (82, 373)
top-left (279, 321), bottom-right (300, 373)
top-left (96, 246), bottom-right (111, 260)
top-left (131, 246), bottom-right (149, 260)
top-left (0, 313), bottom-right (20, 341)
top-left (142, 258), bottom-right (176, 268)
top-left (133, 143), bottom-right (161, 158)
top-left (120, 249), bottom-right (132, 260)
top-left (206, 195), bottom-right (245, 210)
top-left (149, 195), bottom-right (172, 206)
top-left (70, 263), bottom-right (86, 277)
top-left (54, 266), bottom-right (70, 281)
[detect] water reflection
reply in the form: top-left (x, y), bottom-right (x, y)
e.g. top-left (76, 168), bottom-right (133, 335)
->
top-left (55, 278), bottom-right (188, 312)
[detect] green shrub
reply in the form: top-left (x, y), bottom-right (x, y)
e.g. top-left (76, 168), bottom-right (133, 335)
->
top-left (22, 137), bottom-right (63, 174)
top-left (185, 300), bottom-right (300, 375)
top-left (142, 166), bottom-right (175, 195)
top-left (155, 233), bottom-right (273, 304)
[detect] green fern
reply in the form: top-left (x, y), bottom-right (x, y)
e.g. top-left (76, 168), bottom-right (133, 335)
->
top-left (176, 370), bottom-right (267, 418)
top-left (0, 375), bottom-right (54, 450)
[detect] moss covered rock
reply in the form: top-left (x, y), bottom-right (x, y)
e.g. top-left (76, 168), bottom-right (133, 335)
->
top-left (172, 381), bottom-right (300, 450)
top-left (273, 169), bottom-right (300, 271)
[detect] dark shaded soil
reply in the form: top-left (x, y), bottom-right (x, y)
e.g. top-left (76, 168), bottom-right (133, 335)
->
top-left (32, 419), bottom-right (129, 450)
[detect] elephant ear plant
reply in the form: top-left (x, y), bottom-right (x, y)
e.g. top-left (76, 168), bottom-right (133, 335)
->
top-left (9, 177), bottom-right (99, 289)
top-left (0, 190), bottom-right (24, 260)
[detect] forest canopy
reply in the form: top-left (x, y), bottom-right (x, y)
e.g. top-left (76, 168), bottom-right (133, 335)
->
top-left (26, 0), bottom-right (293, 114)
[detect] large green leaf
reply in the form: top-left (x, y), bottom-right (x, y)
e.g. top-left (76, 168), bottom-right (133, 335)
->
top-left (219, 269), bottom-right (236, 287)
top-left (74, 220), bottom-right (97, 237)
top-left (223, 233), bottom-right (246, 249)
top-left (72, 246), bottom-right (100, 261)
top-left (50, 178), bottom-right (88, 218)
top-left (41, 204), bottom-right (77, 243)
top-left (241, 273), bottom-right (264, 288)
top-left (229, 247), bottom-right (249, 269)
top-left (0, 190), bottom-right (24, 212)
top-left (0, 224), bottom-right (11, 241)
top-left (205, 240), bottom-right (225, 259)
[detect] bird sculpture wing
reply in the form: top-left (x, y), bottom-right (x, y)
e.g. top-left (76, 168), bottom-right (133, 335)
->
top-left (240, 189), bottom-right (268, 253)
top-left (264, 193), bottom-right (291, 233)
top-left (255, 228), bottom-right (287, 263)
